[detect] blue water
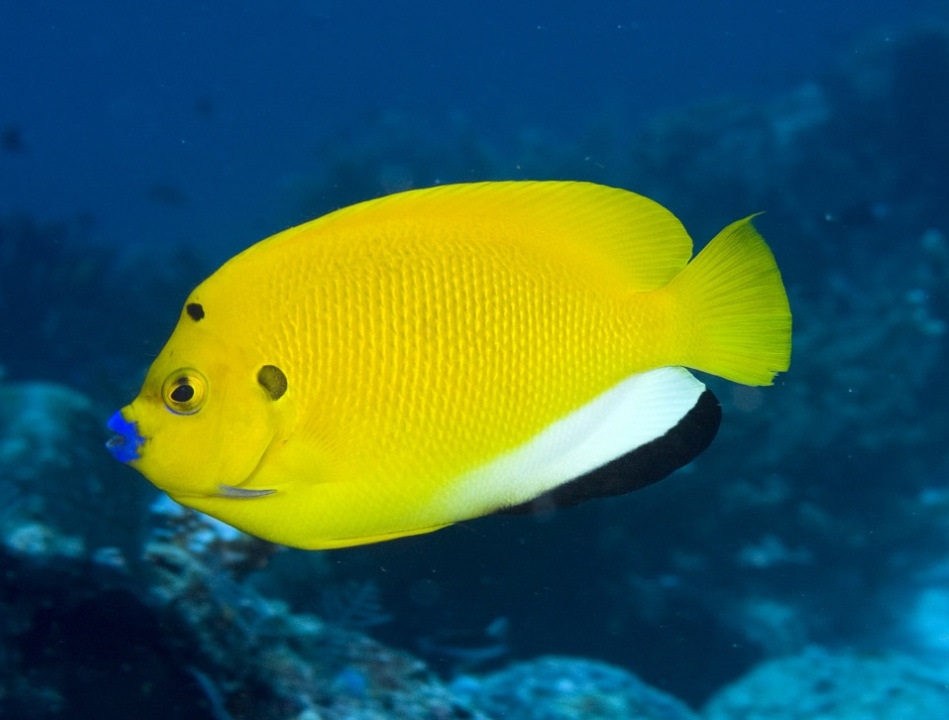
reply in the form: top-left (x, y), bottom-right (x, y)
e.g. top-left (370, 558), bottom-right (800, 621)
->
top-left (0, 1), bottom-right (929, 260)
top-left (2, 2), bottom-right (949, 717)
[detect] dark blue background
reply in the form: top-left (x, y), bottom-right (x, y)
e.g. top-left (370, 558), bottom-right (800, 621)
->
top-left (0, 1), bottom-right (929, 261)
top-left (3, 2), bottom-right (949, 712)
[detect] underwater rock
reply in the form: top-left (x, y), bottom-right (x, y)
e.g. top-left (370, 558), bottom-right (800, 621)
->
top-left (702, 647), bottom-right (949, 719)
top-left (139, 500), bottom-right (487, 720)
top-left (0, 547), bottom-right (208, 720)
top-left (0, 380), bottom-right (149, 562)
top-left (2, 488), bottom-right (488, 720)
top-left (459, 655), bottom-right (699, 720)
top-left (139, 501), bottom-right (699, 718)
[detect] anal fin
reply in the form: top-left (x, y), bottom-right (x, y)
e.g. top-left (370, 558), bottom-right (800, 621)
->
top-left (435, 367), bottom-right (721, 520)
top-left (502, 386), bottom-right (720, 514)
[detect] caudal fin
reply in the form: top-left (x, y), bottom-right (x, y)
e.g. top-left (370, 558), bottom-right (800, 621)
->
top-left (668, 216), bottom-right (791, 386)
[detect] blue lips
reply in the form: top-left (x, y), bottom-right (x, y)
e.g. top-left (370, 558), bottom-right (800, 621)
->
top-left (106, 410), bottom-right (144, 463)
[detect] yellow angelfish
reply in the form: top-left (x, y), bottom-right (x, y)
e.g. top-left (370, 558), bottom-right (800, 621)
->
top-left (106, 181), bottom-right (791, 549)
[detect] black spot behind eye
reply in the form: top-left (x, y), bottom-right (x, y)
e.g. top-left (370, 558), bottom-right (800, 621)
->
top-left (257, 365), bottom-right (288, 401)
top-left (186, 303), bottom-right (205, 321)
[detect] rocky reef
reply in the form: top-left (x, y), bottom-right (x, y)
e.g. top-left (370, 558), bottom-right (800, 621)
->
top-left (704, 648), bottom-right (949, 720)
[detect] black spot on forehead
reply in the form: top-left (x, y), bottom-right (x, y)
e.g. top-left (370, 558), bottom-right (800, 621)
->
top-left (186, 303), bottom-right (205, 321)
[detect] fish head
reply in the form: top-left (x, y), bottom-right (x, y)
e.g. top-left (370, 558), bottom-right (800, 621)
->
top-left (106, 308), bottom-right (290, 502)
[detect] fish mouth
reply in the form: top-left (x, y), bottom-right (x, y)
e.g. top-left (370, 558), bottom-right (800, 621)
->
top-left (105, 410), bottom-right (145, 464)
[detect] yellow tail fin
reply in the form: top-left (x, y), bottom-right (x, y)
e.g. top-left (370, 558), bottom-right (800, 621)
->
top-left (668, 216), bottom-right (792, 386)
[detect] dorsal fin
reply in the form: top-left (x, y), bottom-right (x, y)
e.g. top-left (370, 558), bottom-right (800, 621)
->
top-left (281, 181), bottom-right (695, 291)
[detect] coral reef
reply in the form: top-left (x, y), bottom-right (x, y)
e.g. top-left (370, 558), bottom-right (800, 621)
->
top-left (0, 380), bottom-right (149, 560)
top-left (0, 375), bottom-right (759, 718)
top-left (140, 499), bottom-right (484, 720)
top-left (458, 656), bottom-right (699, 720)
top-left (703, 647), bottom-right (949, 720)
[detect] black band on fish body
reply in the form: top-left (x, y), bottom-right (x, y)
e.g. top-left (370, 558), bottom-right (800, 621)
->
top-left (502, 387), bottom-right (722, 514)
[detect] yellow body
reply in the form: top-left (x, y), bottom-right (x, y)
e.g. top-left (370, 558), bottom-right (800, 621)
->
top-left (113, 182), bottom-right (791, 548)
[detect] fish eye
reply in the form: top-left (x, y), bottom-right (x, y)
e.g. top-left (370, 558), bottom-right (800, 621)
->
top-left (161, 369), bottom-right (208, 415)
